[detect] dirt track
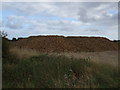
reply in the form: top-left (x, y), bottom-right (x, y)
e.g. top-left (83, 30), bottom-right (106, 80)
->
top-left (14, 36), bottom-right (118, 52)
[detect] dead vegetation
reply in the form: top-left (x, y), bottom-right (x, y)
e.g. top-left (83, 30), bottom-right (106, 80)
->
top-left (9, 47), bottom-right (40, 59)
top-left (9, 47), bottom-right (118, 67)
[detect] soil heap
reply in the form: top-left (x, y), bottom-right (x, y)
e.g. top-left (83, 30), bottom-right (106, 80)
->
top-left (14, 35), bottom-right (118, 52)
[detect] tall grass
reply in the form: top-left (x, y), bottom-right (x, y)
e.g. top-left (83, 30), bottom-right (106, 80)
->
top-left (2, 40), bottom-right (118, 88)
top-left (9, 47), bottom-right (40, 59)
top-left (3, 54), bottom-right (118, 88)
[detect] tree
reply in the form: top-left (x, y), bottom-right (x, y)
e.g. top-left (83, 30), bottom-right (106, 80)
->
top-left (1, 31), bottom-right (9, 59)
top-left (0, 30), bottom-right (8, 38)
top-left (12, 37), bottom-right (17, 41)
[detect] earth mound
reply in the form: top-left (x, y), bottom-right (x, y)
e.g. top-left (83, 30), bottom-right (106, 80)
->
top-left (14, 35), bottom-right (118, 52)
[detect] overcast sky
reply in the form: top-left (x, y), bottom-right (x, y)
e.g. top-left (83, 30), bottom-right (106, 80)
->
top-left (1, 2), bottom-right (118, 40)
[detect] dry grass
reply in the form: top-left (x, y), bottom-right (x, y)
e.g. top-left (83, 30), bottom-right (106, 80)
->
top-left (9, 47), bottom-right (118, 67)
top-left (9, 47), bottom-right (40, 59)
top-left (48, 51), bottom-right (118, 67)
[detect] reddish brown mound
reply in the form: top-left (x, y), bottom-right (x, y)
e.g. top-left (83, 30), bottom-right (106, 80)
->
top-left (14, 36), bottom-right (118, 52)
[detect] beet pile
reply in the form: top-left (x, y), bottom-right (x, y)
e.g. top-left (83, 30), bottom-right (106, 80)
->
top-left (14, 36), bottom-right (118, 52)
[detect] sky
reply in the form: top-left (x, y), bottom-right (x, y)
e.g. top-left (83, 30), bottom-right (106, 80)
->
top-left (1, 2), bottom-right (118, 40)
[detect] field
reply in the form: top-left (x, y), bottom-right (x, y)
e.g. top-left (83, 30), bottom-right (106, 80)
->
top-left (10, 47), bottom-right (118, 67)
top-left (2, 37), bottom-right (119, 88)
top-left (3, 47), bottom-right (119, 88)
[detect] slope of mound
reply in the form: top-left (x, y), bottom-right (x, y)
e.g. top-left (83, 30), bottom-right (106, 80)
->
top-left (14, 36), bottom-right (118, 52)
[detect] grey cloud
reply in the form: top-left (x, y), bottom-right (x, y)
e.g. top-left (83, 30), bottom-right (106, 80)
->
top-left (4, 15), bottom-right (34, 29)
top-left (78, 2), bottom-right (117, 23)
top-left (78, 7), bottom-right (97, 23)
top-left (4, 16), bottom-right (24, 29)
top-left (6, 22), bottom-right (22, 29)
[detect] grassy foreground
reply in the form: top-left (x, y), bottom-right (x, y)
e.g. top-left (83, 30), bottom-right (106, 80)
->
top-left (2, 38), bottom-right (119, 88)
top-left (3, 53), bottom-right (118, 88)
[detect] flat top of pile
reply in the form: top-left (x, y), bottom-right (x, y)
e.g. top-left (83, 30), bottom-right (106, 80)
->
top-left (14, 35), bottom-right (118, 52)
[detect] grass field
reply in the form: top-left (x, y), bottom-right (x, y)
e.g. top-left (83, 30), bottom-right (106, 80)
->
top-left (10, 47), bottom-right (118, 67)
top-left (2, 47), bottom-right (119, 88)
